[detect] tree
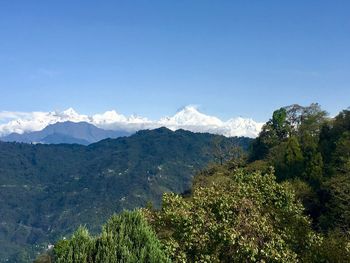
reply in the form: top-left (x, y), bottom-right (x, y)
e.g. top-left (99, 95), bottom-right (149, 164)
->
top-left (54, 226), bottom-right (94, 263)
top-left (332, 109), bottom-right (350, 137)
top-left (272, 107), bottom-right (290, 139)
top-left (94, 211), bottom-right (170, 263)
top-left (52, 211), bottom-right (170, 263)
top-left (284, 104), bottom-right (304, 134)
top-left (284, 136), bottom-right (303, 167)
top-left (251, 108), bottom-right (290, 161)
top-left (300, 132), bottom-right (324, 186)
top-left (302, 150), bottom-right (323, 186)
top-left (319, 109), bottom-right (350, 173)
top-left (250, 115), bottom-right (278, 161)
top-left (298, 103), bottom-right (328, 138)
top-left (319, 174), bottom-right (350, 232)
top-left (212, 137), bottom-right (247, 167)
top-left (212, 137), bottom-right (233, 165)
top-left (269, 136), bottom-right (304, 181)
top-left (212, 137), bottom-right (228, 165)
top-left (332, 132), bottom-right (350, 174)
top-left (226, 145), bottom-right (248, 170)
top-left (317, 230), bottom-right (350, 263)
top-left (283, 179), bottom-right (321, 226)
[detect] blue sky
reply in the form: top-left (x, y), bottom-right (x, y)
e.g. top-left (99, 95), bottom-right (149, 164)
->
top-left (0, 1), bottom-right (349, 121)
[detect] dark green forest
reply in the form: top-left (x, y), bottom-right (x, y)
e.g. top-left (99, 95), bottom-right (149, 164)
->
top-left (0, 128), bottom-right (249, 262)
top-left (35, 104), bottom-right (350, 263)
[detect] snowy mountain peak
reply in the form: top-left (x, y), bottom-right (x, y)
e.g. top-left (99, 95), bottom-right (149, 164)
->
top-left (62, 107), bottom-right (79, 117)
top-left (161, 106), bottom-right (223, 127)
top-left (0, 106), bottom-right (265, 138)
top-left (179, 105), bottom-right (200, 114)
top-left (224, 117), bottom-right (264, 138)
top-left (92, 110), bottom-right (127, 124)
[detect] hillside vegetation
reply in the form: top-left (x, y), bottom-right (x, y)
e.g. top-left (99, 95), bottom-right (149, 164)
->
top-left (38, 104), bottom-right (350, 263)
top-left (0, 128), bottom-right (250, 262)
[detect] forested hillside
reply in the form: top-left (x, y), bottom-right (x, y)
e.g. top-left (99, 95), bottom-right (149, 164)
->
top-left (39, 104), bottom-right (350, 263)
top-left (0, 128), bottom-right (250, 262)
top-left (248, 104), bottom-right (350, 234)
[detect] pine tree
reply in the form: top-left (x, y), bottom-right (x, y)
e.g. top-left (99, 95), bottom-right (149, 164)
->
top-left (95, 211), bottom-right (170, 263)
top-left (53, 211), bottom-right (170, 263)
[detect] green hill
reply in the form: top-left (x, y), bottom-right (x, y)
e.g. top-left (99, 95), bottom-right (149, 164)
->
top-left (0, 127), bottom-right (251, 262)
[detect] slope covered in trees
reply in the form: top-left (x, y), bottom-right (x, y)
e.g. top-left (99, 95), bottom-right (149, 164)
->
top-left (246, 104), bottom-right (350, 261)
top-left (0, 128), bottom-right (251, 262)
top-left (248, 104), bottom-right (350, 231)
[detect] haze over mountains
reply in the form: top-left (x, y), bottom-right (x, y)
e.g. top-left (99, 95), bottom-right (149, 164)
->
top-left (0, 106), bottom-right (264, 141)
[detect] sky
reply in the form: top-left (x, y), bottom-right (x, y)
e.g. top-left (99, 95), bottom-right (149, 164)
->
top-left (0, 1), bottom-right (349, 122)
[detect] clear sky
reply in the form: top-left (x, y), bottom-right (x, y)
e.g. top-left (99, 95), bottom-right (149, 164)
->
top-left (0, 1), bottom-right (349, 121)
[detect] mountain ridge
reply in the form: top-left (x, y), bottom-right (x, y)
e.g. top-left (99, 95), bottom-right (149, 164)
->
top-left (1, 121), bottom-right (130, 145)
top-left (0, 106), bottom-right (264, 138)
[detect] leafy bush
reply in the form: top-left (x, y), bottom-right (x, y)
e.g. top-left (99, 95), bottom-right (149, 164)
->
top-left (317, 229), bottom-right (350, 262)
top-left (145, 169), bottom-right (321, 262)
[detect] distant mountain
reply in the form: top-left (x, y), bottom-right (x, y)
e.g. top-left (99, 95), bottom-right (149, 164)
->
top-left (0, 121), bottom-right (130, 145)
top-left (0, 106), bottom-right (264, 138)
top-left (159, 106), bottom-right (263, 138)
top-left (0, 127), bottom-right (252, 262)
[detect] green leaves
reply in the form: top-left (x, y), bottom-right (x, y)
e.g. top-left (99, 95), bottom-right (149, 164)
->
top-left (147, 169), bottom-right (320, 262)
top-left (54, 227), bottom-right (94, 263)
top-left (248, 105), bottom-right (350, 262)
top-left (319, 175), bottom-right (350, 232)
top-left (53, 211), bottom-right (170, 263)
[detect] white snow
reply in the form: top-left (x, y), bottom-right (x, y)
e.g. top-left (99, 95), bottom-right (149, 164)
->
top-left (0, 106), bottom-right (264, 138)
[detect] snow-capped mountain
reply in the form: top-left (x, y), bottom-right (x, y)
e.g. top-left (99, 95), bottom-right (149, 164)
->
top-left (0, 108), bottom-right (89, 136)
top-left (159, 106), bottom-right (223, 128)
top-left (0, 106), bottom-right (264, 138)
top-left (158, 106), bottom-right (264, 137)
top-left (223, 117), bottom-right (264, 138)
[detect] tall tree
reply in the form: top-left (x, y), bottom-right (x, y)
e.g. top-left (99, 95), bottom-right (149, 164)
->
top-left (301, 133), bottom-right (324, 186)
top-left (251, 108), bottom-right (290, 160)
top-left (332, 132), bottom-right (350, 174)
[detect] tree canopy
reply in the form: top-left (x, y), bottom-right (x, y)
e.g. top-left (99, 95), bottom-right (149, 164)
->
top-left (145, 168), bottom-right (321, 263)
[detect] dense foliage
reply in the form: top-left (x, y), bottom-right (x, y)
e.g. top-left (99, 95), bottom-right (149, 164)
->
top-left (146, 168), bottom-right (321, 262)
top-left (0, 128), bottom-right (250, 262)
top-left (248, 104), bottom-right (350, 261)
top-left (37, 211), bottom-right (170, 263)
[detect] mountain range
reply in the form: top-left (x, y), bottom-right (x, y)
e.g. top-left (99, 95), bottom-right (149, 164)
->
top-left (0, 106), bottom-right (264, 140)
